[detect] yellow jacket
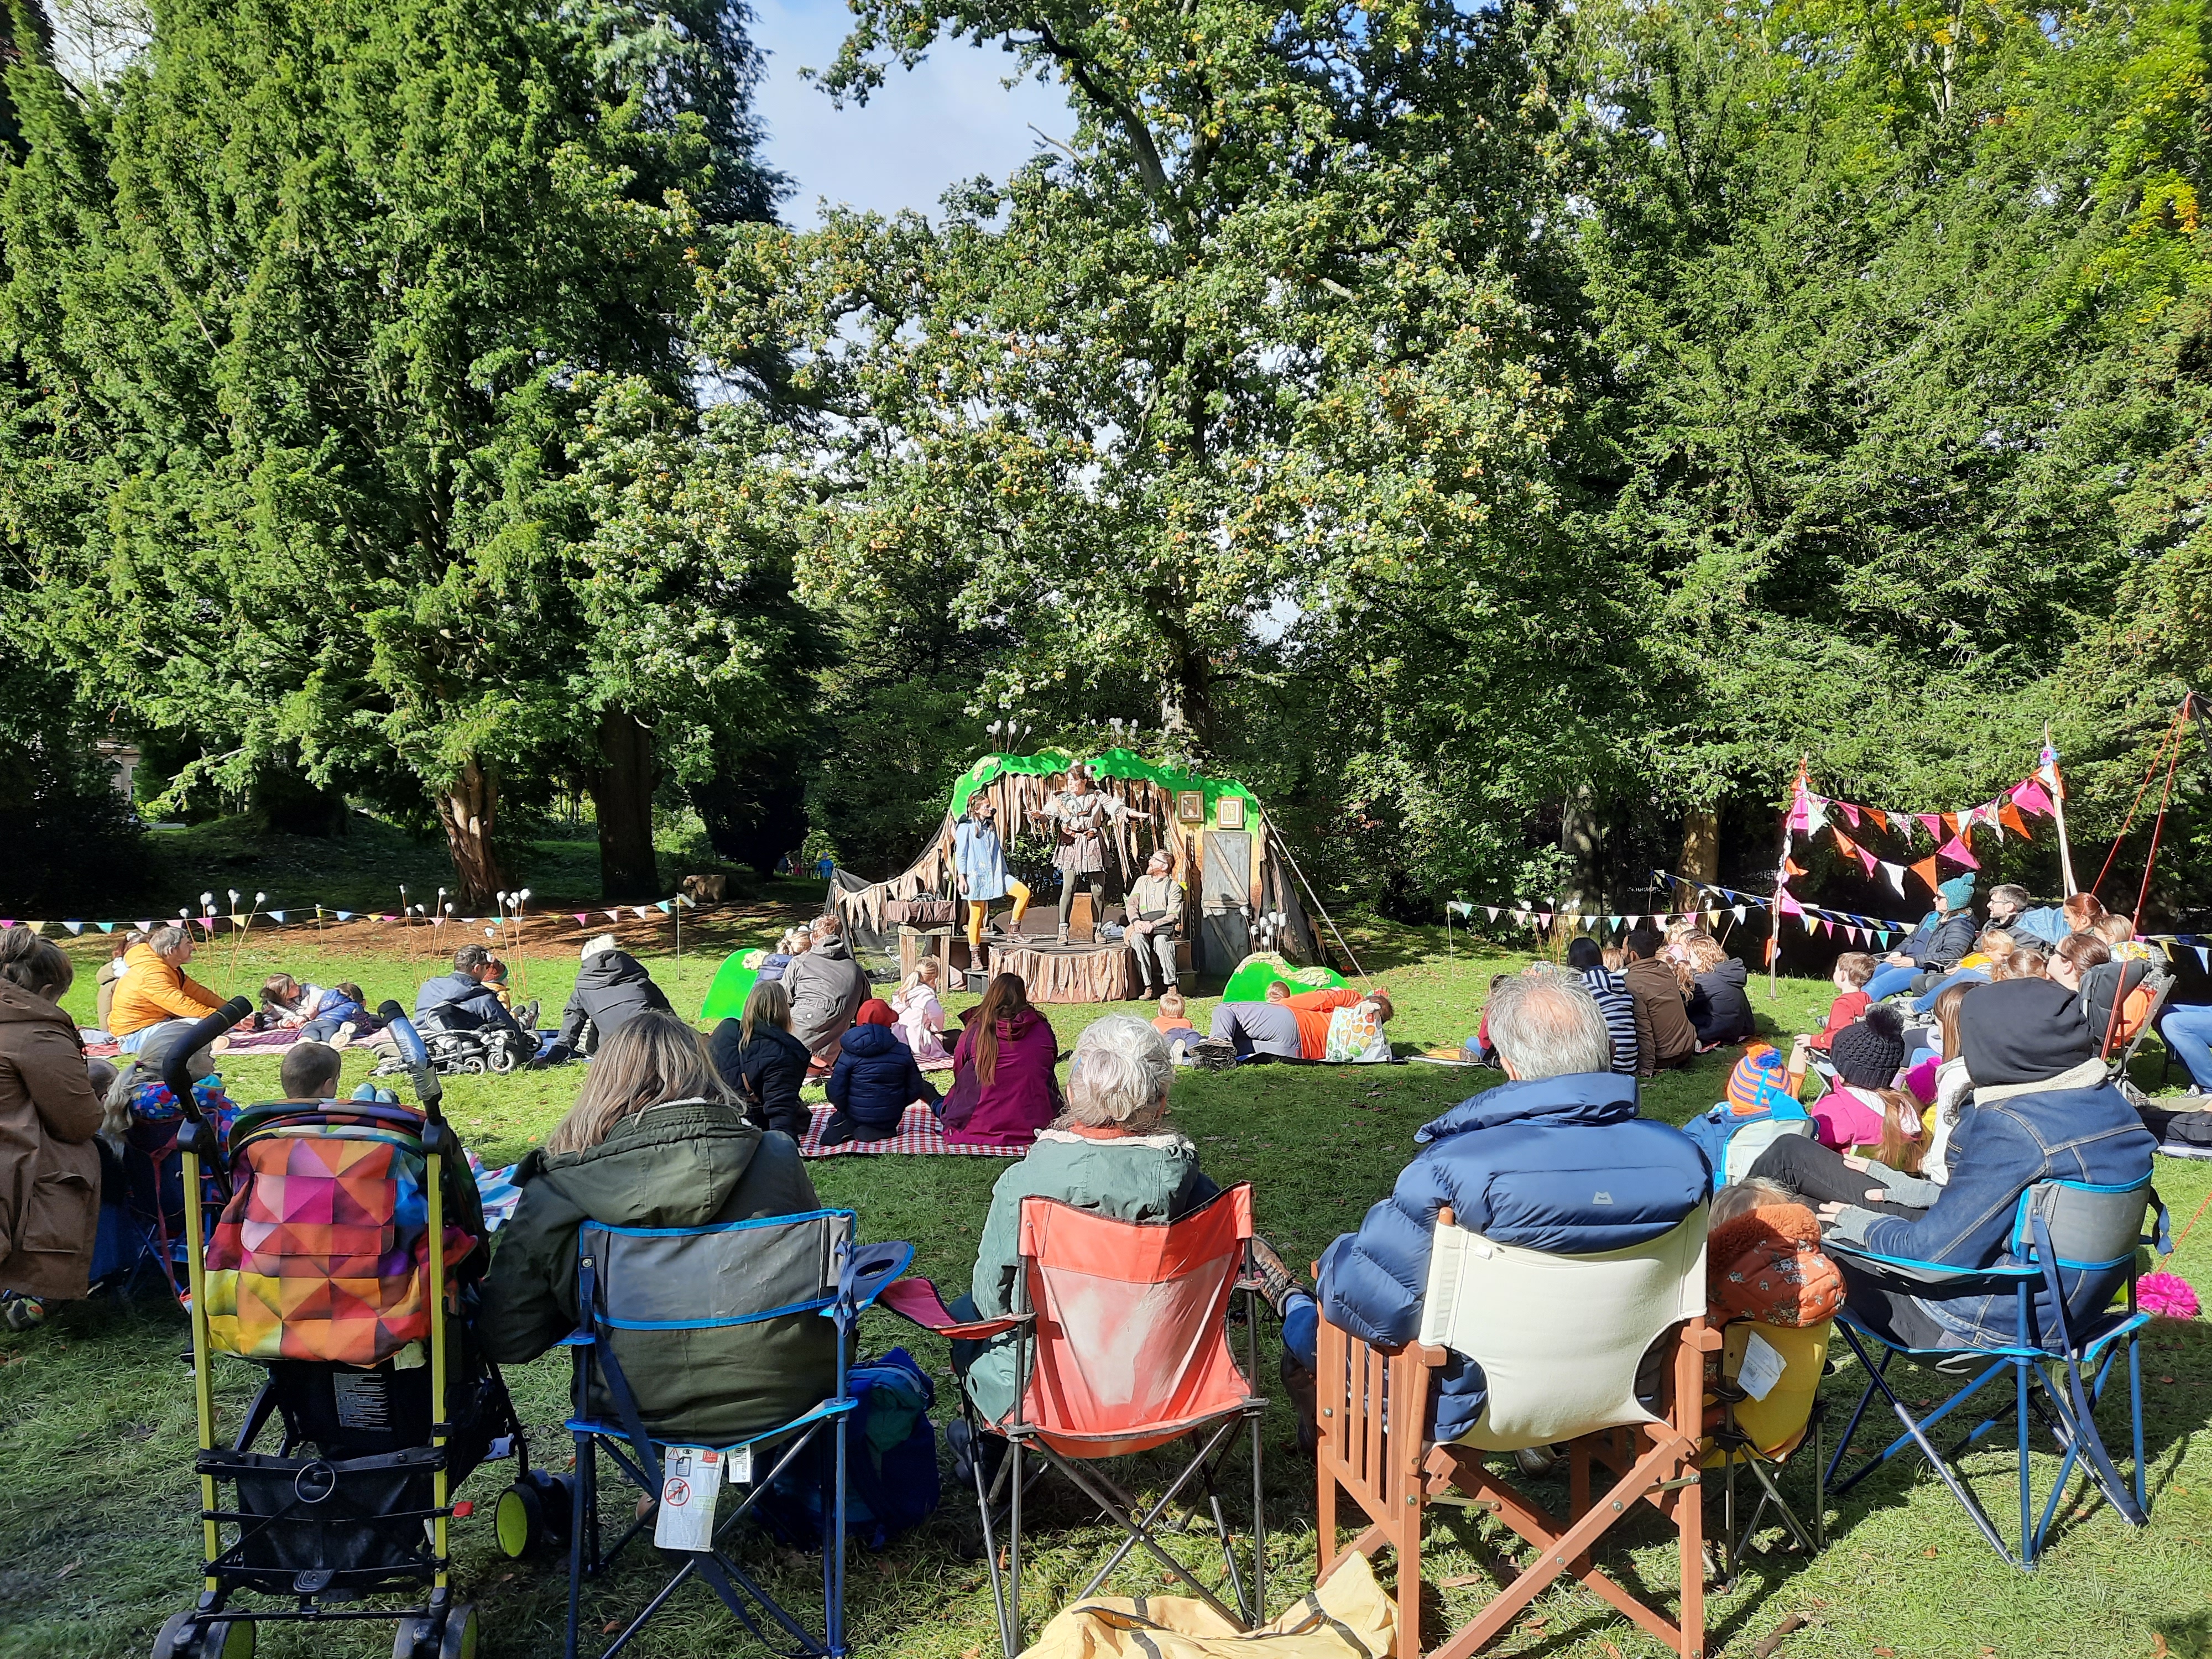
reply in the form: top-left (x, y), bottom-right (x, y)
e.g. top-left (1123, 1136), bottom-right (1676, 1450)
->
top-left (109, 942), bottom-right (224, 1037)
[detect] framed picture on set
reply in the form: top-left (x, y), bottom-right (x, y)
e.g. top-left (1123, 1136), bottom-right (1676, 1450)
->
top-left (1176, 790), bottom-right (1205, 824)
top-left (1216, 796), bottom-right (1245, 830)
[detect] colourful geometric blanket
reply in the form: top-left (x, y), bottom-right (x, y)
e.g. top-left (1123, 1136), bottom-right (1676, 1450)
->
top-left (203, 1125), bottom-right (476, 1364)
top-left (797, 1103), bottom-right (1026, 1160)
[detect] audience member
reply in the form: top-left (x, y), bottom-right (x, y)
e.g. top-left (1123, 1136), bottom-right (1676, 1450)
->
top-left (1152, 989), bottom-right (1196, 1039)
top-left (1317, 972), bottom-right (1708, 1443)
top-left (2094, 911), bottom-right (2153, 960)
top-left (823, 999), bottom-right (941, 1147)
top-left (109, 924), bottom-right (226, 1051)
top-left (415, 945), bottom-right (535, 1041)
top-left (1567, 937), bottom-right (1638, 1076)
top-left (1811, 953), bottom-right (1876, 1050)
top-left (758, 927), bottom-right (808, 985)
top-left (1862, 877), bottom-right (1977, 1003)
top-left (1808, 1005), bottom-right (1910, 1150)
top-left (940, 974), bottom-right (1061, 1149)
top-left (1704, 1177), bottom-right (1844, 1330)
top-left (784, 914), bottom-right (871, 1078)
top-left (891, 957), bottom-right (953, 1071)
top-left (279, 1040), bottom-right (345, 1102)
top-left (708, 980), bottom-right (811, 1140)
top-left (477, 1011), bottom-right (832, 1444)
top-left (92, 931), bottom-right (146, 1035)
top-left (1623, 926), bottom-right (1698, 1075)
top-left (1683, 935), bottom-right (1756, 1046)
top-left (556, 934), bottom-right (672, 1056)
top-left (1208, 979), bottom-right (1306, 1061)
top-left (1906, 928), bottom-right (2014, 1013)
top-left (1818, 977), bottom-right (2156, 1353)
top-left (0, 930), bottom-right (103, 1329)
top-left (103, 1020), bottom-right (241, 1159)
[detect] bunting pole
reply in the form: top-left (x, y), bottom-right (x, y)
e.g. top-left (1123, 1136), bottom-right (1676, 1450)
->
top-left (2046, 723), bottom-right (2079, 898)
top-left (1770, 759), bottom-right (1805, 1001)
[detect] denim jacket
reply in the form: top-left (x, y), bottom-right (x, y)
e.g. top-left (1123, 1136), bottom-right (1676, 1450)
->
top-left (1832, 1076), bottom-right (2156, 1349)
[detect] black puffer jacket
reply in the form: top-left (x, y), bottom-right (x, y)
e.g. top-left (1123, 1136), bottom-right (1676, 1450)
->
top-left (556, 948), bottom-right (672, 1052)
top-left (1688, 957), bottom-right (1756, 1045)
top-left (709, 1020), bottom-right (812, 1140)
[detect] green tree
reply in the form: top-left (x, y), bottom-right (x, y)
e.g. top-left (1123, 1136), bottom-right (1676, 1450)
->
top-left (0, 0), bottom-right (786, 904)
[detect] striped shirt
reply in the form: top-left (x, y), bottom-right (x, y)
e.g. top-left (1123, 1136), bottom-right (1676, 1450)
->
top-left (1579, 967), bottom-right (1640, 1076)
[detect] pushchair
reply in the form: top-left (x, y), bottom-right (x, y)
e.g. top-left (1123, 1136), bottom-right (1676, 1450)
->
top-left (149, 999), bottom-right (550, 1659)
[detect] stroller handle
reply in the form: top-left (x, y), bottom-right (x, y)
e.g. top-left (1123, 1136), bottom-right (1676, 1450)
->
top-left (377, 1002), bottom-right (446, 1118)
top-left (163, 998), bottom-right (254, 1120)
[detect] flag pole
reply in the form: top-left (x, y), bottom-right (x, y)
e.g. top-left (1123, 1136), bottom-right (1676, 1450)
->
top-left (1770, 759), bottom-right (1806, 1001)
top-left (2044, 723), bottom-right (2079, 897)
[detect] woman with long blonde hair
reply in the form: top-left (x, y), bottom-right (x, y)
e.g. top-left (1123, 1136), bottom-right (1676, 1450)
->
top-left (477, 1010), bottom-right (832, 1443)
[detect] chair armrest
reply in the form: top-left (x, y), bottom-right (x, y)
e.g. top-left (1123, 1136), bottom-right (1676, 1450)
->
top-left (1827, 1238), bottom-right (2037, 1291)
top-left (876, 1274), bottom-right (1030, 1340)
top-left (557, 1331), bottom-right (593, 1348)
top-left (835, 1240), bottom-right (915, 1316)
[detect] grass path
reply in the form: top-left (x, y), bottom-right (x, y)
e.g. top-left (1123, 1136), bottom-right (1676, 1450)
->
top-left (4, 919), bottom-right (2209, 1658)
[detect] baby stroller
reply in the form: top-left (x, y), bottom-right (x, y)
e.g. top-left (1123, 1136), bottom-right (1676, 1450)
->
top-left (149, 999), bottom-right (549, 1659)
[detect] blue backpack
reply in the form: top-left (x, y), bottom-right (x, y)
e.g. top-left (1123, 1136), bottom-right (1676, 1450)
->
top-left (1682, 1102), bottom-right (1812, 1194)
top-left (754, 1347), bottom-right (940, 1551)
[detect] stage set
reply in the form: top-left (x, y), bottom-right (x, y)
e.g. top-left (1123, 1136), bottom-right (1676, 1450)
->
top-left (830, 750), bottom-right (1323, 1002)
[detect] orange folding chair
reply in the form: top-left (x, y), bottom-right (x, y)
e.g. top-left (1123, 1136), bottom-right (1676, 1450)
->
top-left (882, 1183), bottom-right (1269, 1657)
top-left (1315, 1204), bottom-right (1717, 1659)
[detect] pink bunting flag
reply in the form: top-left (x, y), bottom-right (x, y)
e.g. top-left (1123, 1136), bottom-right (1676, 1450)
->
top-left (1937, 833), bottom-right (1980, 869)
top-left (1787, 787), bottom-right (1811, 832)
top-left (1857, 848), bottom-right (1877, 875)
top-left (1776, 890), bottom-right (1803, 917)
top-left (2010, 779), bottom-right (2054, 816)
top-left (574, 913), bottom-right (591, 927)
top-left (1916, 813), bottom-right (1942, 842)
top-left (1838, 801), bottom-right (1860, 829)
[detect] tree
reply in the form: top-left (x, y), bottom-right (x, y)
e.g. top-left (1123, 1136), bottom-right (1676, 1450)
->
top-left (0, 0), bottom-right (781, 904)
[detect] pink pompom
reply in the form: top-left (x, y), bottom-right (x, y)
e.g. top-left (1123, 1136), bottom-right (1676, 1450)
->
top-left (2139, 1271), bottom-right (2201, 1320)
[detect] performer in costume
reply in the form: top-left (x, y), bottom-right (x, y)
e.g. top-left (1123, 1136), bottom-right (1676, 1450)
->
top-left (953, 795), bottom-right (1030, 968)
top-left (1125, 848), bottom-right (1185, 997)
top-left (1035, 764), bottom-right (1129, 944)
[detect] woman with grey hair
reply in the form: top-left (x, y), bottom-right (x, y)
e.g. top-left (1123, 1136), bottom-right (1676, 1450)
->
top-left (947, 1013), bottom-right (1318, 1461)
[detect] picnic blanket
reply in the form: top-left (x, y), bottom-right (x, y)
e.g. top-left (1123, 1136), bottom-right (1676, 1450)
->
top-left (81, 1025), bottom-right (302, 1060)
top-left (797, 1103), bottom-right (1026, 1160)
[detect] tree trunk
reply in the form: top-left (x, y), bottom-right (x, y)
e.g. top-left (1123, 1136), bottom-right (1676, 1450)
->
top-left (592, 708), bottom-right (660, 901)
top-left (1678, 806), bottom-right (1720, 909)
top-left (437, 758), bottom-right (504, 910)
top-left (1558, 785), bottom-right (1604, 917)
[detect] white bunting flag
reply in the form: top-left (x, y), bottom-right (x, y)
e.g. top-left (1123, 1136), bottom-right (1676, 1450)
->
top-left (1484, 906), bottom-right (1499, 921)
top-left (1879, 861), bottom-right (1908, 897)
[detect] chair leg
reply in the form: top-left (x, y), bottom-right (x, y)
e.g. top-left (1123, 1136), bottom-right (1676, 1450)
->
top-left (2130, 1328), bottom-right (2148, 1519)
top-left (971, 1425), bottom-right (1013, 1659)
top-left (2018, 1357), bottom-right (2034, 1566)
top-left (828, 1408), bottom-right (848, 1659)
top-left (1007, 1436), bottom-right (1024, 1659)
top-left (565, 1434), bottom-right (590, 1659)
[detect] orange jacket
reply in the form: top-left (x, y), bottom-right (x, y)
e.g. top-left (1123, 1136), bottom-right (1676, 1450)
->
top-left (1285, 987), bottom-right (1361, 1061)
top-left (108, 942), bottom-right (224, 1037)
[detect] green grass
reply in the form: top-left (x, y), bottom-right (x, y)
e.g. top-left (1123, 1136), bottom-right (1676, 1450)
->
top-left (5, 920), bottom-right (2210, 1658)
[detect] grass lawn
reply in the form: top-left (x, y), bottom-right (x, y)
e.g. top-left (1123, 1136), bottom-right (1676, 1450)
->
top-left (4, 909), bottom-right (2209, 1659)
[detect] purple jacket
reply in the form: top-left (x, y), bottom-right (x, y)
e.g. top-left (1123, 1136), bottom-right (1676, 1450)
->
top-left (941, 1009), bottom-right (1062, 1148)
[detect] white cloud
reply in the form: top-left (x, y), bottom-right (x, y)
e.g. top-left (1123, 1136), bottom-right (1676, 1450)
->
top-left (750, 2), bottom-right (1077, 228)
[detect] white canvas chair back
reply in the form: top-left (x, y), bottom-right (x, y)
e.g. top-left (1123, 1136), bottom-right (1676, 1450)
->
top-left (1417, 1204), bottom-right (1709, 1452)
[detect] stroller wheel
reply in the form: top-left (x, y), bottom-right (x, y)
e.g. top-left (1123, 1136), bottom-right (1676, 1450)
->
top-left (154, 1613), bottom-right (253, 1659)
top-left (494, 1480), bottom-right (542, 1558)
top-left (439, 1601), bottom-right (479, 1659)
top-left (460, 1056), bottom-right (486, 1075)
top-left (487, 1045), bottom-right (518, 1076)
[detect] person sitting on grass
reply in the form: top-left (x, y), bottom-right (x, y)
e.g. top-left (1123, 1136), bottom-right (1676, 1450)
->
top-left (279, 1040), bottom-right (345, 1102)
top-left (92, 931), bottom-right (146, 1037)
top-left (1206, 978), bottom-right (1306, 1061)
top-left (708, 980), bottom-right (812, 1141)
top-left (0, 928), bottom-right (105, 1332)
top-left (822, 999), bottom-right (942, 1147)
top-left (1809, 952), bottom-right (1876, 1051)
top-left (891, 957), bottom-right (953, 1071)
top-left (1683, 934), bottom-right (1756, 1047)
top-left (1318, 972), bottom-right (1709, 1448)
top-left (1815, 977), bottom-right (2156, 1353)
top-left (477, 1010), bottom-right (833, 1445)
top-left (1152, 989), bottom-right (1196, 1038)
top-left (415, 944), bottom-right (536, 1042)
top-left (940, 973), bottom-right (1062, 1149)
top-left (1566, 937), bottom-right (1638, 1076)
top-left (109, 924), bottom-right (227, 1053)
top-left (1623, 925), bottom-right (1699, 1075)
top-left (555, 933), bottom-right (672, 1057)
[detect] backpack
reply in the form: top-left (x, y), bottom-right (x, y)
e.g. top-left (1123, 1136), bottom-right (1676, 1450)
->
top-left (1682, 1103), bottom-right (1813, 1194)
top-left (753, 1348), bottom-right (940, 1551)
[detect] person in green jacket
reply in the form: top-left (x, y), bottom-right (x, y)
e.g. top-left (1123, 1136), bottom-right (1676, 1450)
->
top-left (476, 1009), bottom-right (834, 1445)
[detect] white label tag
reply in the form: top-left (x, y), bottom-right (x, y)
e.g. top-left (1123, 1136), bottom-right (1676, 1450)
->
top-left (653, 1447), bottom-right (721, 1551)
top-left (726, 1443), bottom-right (754, 1486)
top-left (1735, 1331), bottom-right (1787, 1402)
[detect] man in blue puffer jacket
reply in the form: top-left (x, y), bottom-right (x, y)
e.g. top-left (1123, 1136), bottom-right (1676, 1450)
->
top-left (1315, 968), bottom-right (1711, 1443)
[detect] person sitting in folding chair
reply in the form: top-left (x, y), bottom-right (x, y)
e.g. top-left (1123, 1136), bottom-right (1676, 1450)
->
top-left (1317, 967), bottom-right (1710, 1459)
top-left (1817, 974), bottom-right (2162, 1566)
top-left (477, 1010), bottom-right (834, 1445)
top-left (886, 1014), bottom-right (1283, 1655)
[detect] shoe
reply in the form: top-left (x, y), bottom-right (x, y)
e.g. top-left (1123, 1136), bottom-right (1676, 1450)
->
top-left (1, 1293), bottom-right (46, 1332)
top-left (1513, 1446), bottom-right (1558, 1478)
top-left (1056, 926), bottom-right (1070, 945)
top-left (1247, 1236), bottom-right (1301, 1317)
top-left (1188, 1039), bottom-right (1238, 1072)
top-left (947, 1420), bottom-right (976, 1486)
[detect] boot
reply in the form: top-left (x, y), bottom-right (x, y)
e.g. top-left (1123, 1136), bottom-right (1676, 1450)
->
top-left (1056, 925), bottom-right (1070, 945)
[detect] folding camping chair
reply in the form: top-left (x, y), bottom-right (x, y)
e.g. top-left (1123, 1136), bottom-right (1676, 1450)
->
top-left (562, 1210), bottom-right (911, 1659)
top-left (1824, 1176), bottom-right (2166, 1568)
top-left (1315, 1203), bottom-right (1714, 1659)
top-left (881, 1183), bottom-right (1270, 1658)
top-left (1704, 1319), bottom-right (1830, 1588)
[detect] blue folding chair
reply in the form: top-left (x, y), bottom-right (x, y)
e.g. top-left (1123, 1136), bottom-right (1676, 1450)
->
top-left (561, 1209), bottom-right (911, 1659)
top-left (1824, 1176), bottom-right (2169, 1567)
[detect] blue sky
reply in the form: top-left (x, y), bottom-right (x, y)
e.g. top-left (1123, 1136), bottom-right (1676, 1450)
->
top-left (749, 3), bottom-right (1078, 227)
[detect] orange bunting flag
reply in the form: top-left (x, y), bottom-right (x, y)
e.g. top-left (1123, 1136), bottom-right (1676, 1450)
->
top-left (1999, 801), bottom-right (2030, 840)
top-left (1939, 812), bottom-right (1959, 839)
top-left (1832, 830), bottom-right (1860, 861)
top-left (1864, 807), bottom-right (1888, 834)
top-left (1910, 855), bottom-right (1940, 892)
top-left (1784, 856), bottom-right (1808, 878)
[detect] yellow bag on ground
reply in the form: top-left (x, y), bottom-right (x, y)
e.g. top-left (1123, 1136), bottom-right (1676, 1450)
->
top-left (1018, 1551), bottom-right (1397, 1659)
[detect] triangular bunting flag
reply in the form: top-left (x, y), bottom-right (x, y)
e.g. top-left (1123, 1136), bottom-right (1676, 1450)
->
top-left (1804, 797), bottom-right (1829, 834)
top-left (137, 921), bottom-right (156, 932)
top-left (268, 910), bottom-right (286, 922)
top-left (1776, 890), bottom-right (1803, 916)
top-left (1939, 812), bottom-right (1959, 838)
top-left (1857, 848), bottom-right (1877, 875)
top-left (2011, 779), bottom-right (2054, 816)
top-left (1484, 906), bottom-right (1499, 921)
top-left (229, 913), bottom-right (246, 927)
top-left (1937, 834), bottom-right (1980, 869)
top-left (1733, 905), bottom-right (1747, 923)
top-left (1916, 813), bottom-right (1942, 842)
top-left (1838, 801), bottom-right (1860, 828)
top-left (63, 921), bottom-right (83, 935)
top-left (575, 913), bottom-right (591, 927)
top-left (1832, 830), bottom-right (1859, 860)
top-left (1783, 857), bottom-right (1808, 878)
top-left (1998, 801), bottom-right (2030, 839)
top-left (604, 910), bottom-right (623, 923)
top-left (1910, 857), bottom-right (1940, 891)
top-left (1864, 807), bottom-right (1887, 834)
top-left (2199, 947), bottom-right (2210, 974)
top-left (1878, 930), bottom-right (1892, 947)
top-left (1880, 860), bottom-right (1908, 896)
top-left (336, 911), bottom-right (353, 921)
top-left (657, 901), bottom-right (673, 914)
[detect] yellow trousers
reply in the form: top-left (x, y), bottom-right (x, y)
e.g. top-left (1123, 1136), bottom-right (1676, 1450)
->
top-left (968, 881), bottom-right (1031, 948)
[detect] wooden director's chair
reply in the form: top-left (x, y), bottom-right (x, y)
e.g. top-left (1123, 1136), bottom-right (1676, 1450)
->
top-left (1316, 1204), bottom-right (1717, 1658)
